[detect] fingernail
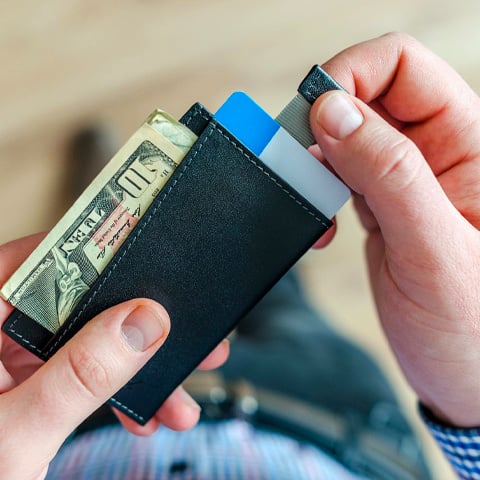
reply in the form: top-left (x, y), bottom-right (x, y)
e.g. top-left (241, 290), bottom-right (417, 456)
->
top-left (316, 92), bottom-right (363, 140)
top-left (179, 387), bottom-right (201, 412)
top-left (121, 306), bottom-right (167, 352)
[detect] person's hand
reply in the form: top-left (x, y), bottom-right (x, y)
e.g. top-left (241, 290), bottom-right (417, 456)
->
top-left (0, 234), bottom-right (229, 479)
top-left (309, 32), bottom-right (480, 428)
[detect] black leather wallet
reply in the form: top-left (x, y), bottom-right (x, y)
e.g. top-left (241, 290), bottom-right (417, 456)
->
top-left (2, 67), bottom-right (343, 425)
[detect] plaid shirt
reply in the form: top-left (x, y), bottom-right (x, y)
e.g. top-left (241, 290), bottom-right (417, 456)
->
top-left (46, 410), bottom-right (480, 479)
top-left (421, 405), bottom-right (480, 479)
top-left (46, 419), bottom-right (366, 480)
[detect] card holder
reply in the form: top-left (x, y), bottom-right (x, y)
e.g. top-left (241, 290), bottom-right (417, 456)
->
top-left (2, 103), bottom-right (332, 424)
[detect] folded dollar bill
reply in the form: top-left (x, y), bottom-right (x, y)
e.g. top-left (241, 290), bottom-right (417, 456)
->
top-left (1, 111), bottom-right (197, 333)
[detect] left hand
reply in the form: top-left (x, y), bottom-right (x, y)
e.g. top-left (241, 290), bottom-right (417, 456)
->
top-left (0, 233), bottom-right (230, 479)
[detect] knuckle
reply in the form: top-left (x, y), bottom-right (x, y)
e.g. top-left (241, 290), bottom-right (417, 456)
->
top-left (66, 347), bottom-right (114, 400)
top-left (382, 31), bottom-right (417, 48)
top-left (373, 135), bottom-right (422, 190)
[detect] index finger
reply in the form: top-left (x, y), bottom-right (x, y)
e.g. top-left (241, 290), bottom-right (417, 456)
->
top-left (320, 32), bottom-right (480, 175)
top-left (321, 32), bottom-right (468, 122)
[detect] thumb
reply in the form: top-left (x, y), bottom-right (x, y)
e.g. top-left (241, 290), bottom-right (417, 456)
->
top-left (2, 299), bottom-right (169, 460)
top-left (310, 91), bottom-right (461, 254)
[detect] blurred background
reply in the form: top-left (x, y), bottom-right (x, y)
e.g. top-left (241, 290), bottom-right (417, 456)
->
top-left (2, 1), bottom-right (480, 477)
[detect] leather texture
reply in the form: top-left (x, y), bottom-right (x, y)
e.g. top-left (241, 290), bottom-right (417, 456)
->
top-left (298, 65), bottom-right (344, 104)
top-left (3, 103), bottom-right (332, 424)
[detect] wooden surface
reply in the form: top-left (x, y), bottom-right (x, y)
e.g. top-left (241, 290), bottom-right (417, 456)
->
top-left (3, 1), bottom-right (480, 477)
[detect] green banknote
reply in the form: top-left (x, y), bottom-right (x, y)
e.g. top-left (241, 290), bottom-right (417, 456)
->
top-left (1, 111), bottom-right (197, 333)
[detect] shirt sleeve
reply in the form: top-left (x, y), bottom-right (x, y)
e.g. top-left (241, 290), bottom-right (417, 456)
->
top-left (420, 404), bottom-right (480, 479)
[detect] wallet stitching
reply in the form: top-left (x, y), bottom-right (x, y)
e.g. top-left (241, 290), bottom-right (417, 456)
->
top-left (6, 310), bottom-right (45, 355)
top-left (182, 105), bottom-right (208, 128)
top-left (184, 109), bottom-right (329, 226)
top-left (213, 129), bottom-right (329, 226)
top-left (44, 129), bottom-right (213, 356)
top-left (109, 397), bottom-right (145, 423)
top-left (7, 108), bottom-right (329, 423)
top-left (181, 110), bottom-right (197, 127)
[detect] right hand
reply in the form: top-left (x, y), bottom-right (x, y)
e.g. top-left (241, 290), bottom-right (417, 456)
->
top-left (309, 33), bottom-right (480, 428)
top-left (0, 234), bottom-right (230, 480)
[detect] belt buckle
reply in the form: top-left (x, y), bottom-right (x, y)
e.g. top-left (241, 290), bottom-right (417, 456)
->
top-left (184, 371), bottom-right (258, 422)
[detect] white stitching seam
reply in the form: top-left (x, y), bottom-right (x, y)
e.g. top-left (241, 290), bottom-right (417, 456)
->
top-left (6, 310), bottom-right (45, 355)
top-left (185, 107), bottom-right (328, 224)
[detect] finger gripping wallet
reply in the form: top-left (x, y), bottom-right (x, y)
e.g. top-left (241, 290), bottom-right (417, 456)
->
top-left (2, 68), bottom-right (343, 425)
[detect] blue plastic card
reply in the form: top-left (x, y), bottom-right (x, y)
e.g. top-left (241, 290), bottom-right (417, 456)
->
top-left (215, 92), bottom-right (279, 156)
